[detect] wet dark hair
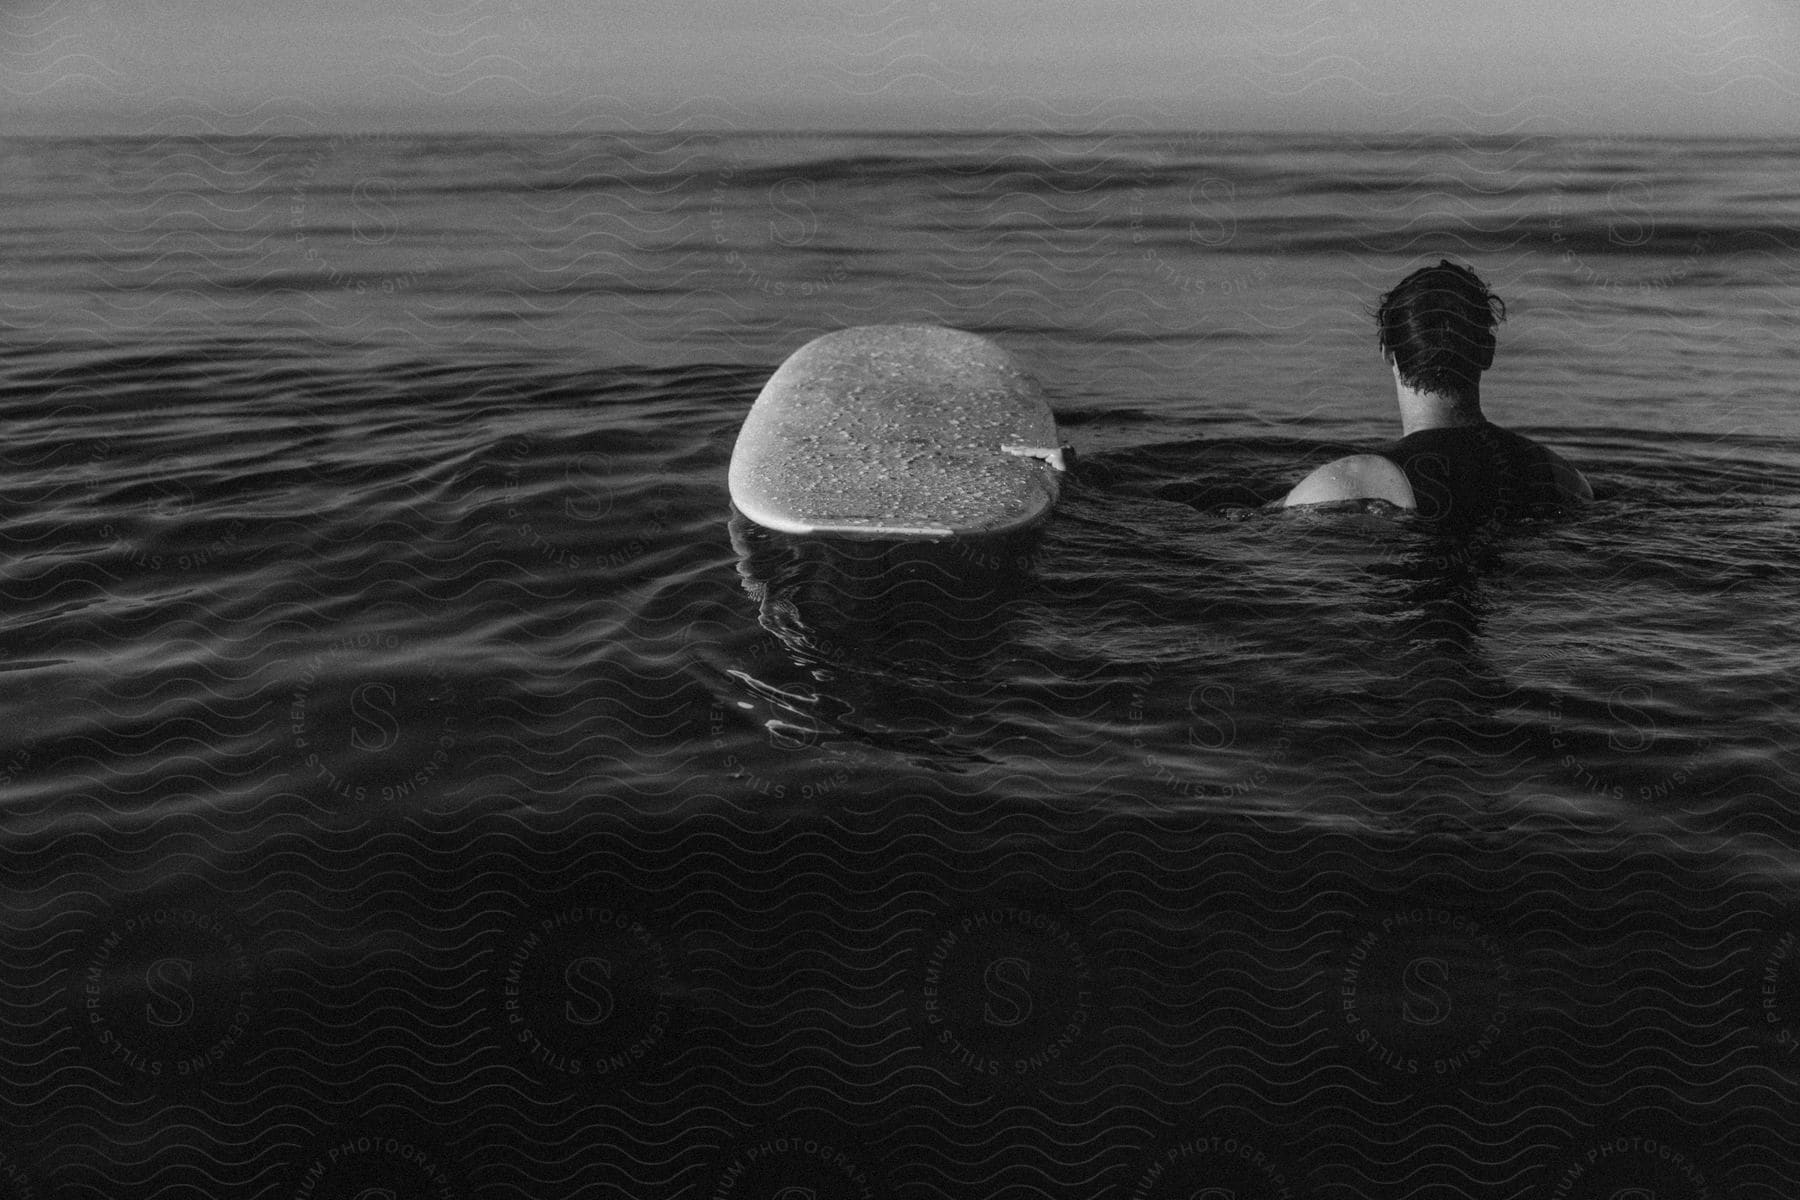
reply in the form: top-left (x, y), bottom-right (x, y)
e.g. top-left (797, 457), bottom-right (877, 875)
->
top-left (1375, 260), bottom-right (1506, 399)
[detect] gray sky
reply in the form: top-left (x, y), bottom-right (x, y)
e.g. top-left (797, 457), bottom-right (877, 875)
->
top-left (7, 0), bottom-right (1798, 135)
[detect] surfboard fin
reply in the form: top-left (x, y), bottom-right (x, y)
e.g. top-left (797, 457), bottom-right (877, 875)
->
top-left (1001, 443), bottom-right (1073, 472)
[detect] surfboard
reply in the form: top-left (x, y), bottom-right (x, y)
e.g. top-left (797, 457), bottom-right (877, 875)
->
top-left (729, 325), bottom-right (1065, 539)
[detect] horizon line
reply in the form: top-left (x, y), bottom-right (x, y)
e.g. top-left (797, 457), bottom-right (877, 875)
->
top-left (5, 125), bottom-right (1796, 143)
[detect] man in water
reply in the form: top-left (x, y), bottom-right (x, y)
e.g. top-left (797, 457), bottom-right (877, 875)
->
top-left (1283, 260), bottom-right (1591, 521)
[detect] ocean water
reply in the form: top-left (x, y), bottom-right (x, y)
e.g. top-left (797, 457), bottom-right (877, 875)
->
top-left (3, 130), bottom-right (1799, 1197)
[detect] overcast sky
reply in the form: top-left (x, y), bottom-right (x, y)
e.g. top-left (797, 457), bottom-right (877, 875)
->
top-left (6, 0), bottom-right (1798, 136)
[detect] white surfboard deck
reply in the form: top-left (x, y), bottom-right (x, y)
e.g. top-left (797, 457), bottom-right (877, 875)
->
top-left (729, 325), bottom-right (1063, 539)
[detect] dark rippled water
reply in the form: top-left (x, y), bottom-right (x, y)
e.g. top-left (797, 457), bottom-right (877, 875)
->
top-left (4, 131), bottom-right (1800, 1197)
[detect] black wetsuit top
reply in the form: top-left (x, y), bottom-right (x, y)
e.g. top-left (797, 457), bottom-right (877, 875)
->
top-left (1382, 423), bottom-right (1567, 527)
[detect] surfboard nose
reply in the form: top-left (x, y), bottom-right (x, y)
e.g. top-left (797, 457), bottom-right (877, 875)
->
top-left (729, 325), bottom-right (1063, 539)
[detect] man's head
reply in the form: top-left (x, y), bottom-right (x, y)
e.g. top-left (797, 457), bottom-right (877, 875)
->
top-left (1375, 260), bottom-right (1506, 401)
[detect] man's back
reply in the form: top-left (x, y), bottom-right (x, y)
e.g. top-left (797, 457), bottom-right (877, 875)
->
top-left (1281, 423), bottom-right (1590, 515)
top-left (1384, 423), bottom-right (1584, 526)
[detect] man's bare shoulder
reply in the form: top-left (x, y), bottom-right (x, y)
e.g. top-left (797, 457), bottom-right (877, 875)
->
top-left (1282, 453), bottom-right (1417, 509)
